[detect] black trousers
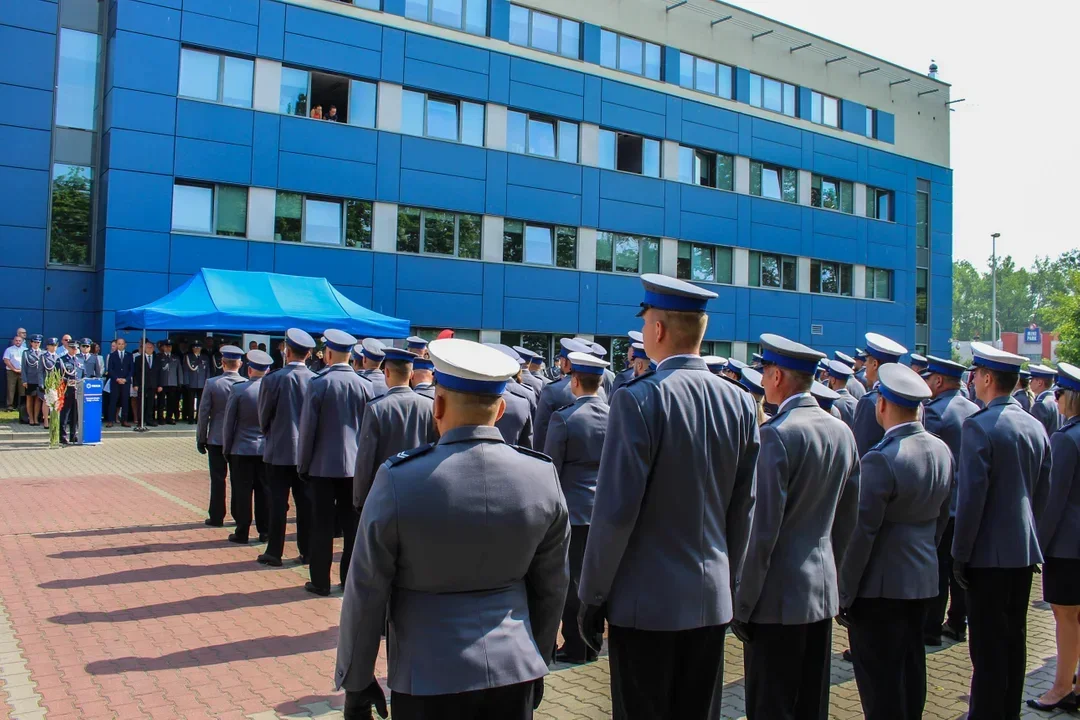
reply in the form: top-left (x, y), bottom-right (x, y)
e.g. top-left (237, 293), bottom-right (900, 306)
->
top-left (265, 464), bottom-right (310, 560)
top-left (157, 387), bottom-right (178, 423)
top-left (390, 681), bottom-right (536, 720)
top-left (559, 525), bottom-right (591, 659)
top-left (59, 386), bottom-right (78, 441)
top-left (182, 386), bottom-right (200, 422)
top-left (108, 383), bottom-right (129, 423)
top-left (207, 444), bottom-right (229, 524)
top-left (228, 455), bottom-right (268, 540)
top-left (608, 624), bottom-right (727, 720)
top-left (101, 390), bottom-right (110, 420)
top-left (925, 517), bottom-right (967, 636)
top-left (743, 619), bottom-right (831, 720)
top-left (135, 386), bottom-right (156, 424)
top-left (307, 477), bottom-right (359, 591)
top-left (966, 566), bottom-right (1034, 720)
top-left (849, 598), bottom-right (927, 720)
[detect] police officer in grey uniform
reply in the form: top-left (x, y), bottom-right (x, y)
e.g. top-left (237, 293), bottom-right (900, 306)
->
top-left (703, 355), bottom-right (727, 376)
top-left (811, 380), bottom-right (843, 419)
top-left (486, 345), bottom-right (535, 449)
top-left (182, 341), bottom-right (209, 424)
top-left (527, 352), bottom-right (551, 388)
top-left (297, 329), bottom-right (373, 596)
top-left (503, 348), bottom-right (539, 417)
top-left (79, 339), bottom-right (103, 379)
top-left (406, 335), bottom-right (429, 358)
top-left (833, 351), bottom-right (866, 400)
top-left (352, 347), bottom-right (437, 510)
top-left (223, 349), bottom-right (271, 544)
top-left (853, 349), bottom-right (870, 390)
top-left (1029, 364), bottom-right (1063, 437)
top-left (732, 334), bottom-right (860, 720)
top-left (1013, 369), bottom-right (1034, 412)
top-left (579, 275), bottom-right (759, 719)
top-left (908, 353), bottom-right (928, 375)
top-left (335, 339), bottom-right (569, 720)
top-left (156, 339), bottom-right (181, 424)
top-left (197, 346), bottom-right (246, 527)
top-left (410, 357), bottom-right (435, 399)
top-left (852, 333), bottom-right (908, 457)
top-left (613, 342), bottom-right (651, 396)
top-left (824, 360), bottom-right (858, 429)
top-left (838, 363), bottom-right (951, 720)
top-left (585, 342), bottom-right (616, 397)
top-left (918, 355), bottom-right (980, 644)
top-left (58, 346), bottom-right (84, 444)
top-left (534, 338), bottom-right (592, 450)
top-left (355, 338), bottom-right (388, 399)
top-left (723, 356), bottom-right (746, 383)
top-left (953, 342), bottom-right (1052, 720)
top-left (544, 350), bottom-right (609, 665)
top-left (513, 346), bottom-right (544, 399)
top-left (257, 329), bottom-right (316, 567)
top-left (611, 332), bottom-right (643, 394)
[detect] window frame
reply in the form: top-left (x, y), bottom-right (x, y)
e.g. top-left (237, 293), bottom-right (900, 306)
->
top-left (397, 206), bottom-right (482, 259)
top-left (676, 241), bottom-right (733, 284)
top-left (811, 174), bottom-right (854, 214)
top-left (502, 219), bottom-right (577, 268)
top-left (749, 160), bottom-right (799, 203)
top-left (179, 47), bottom-right (254, 109)
top-left (677, 145), bottom-right (734, 191)
top-left (273, 191), bottom-right (372, 249)
top-left (866, 267), bottom-right (893, 301)
top-left (278, 64), bottom-right (378, 127)
top-left (508, 4), bottom-right (581, 59)
top-left (865, 107), bottom-right (877, 139)
top-left (750, 250), bottom-right (797, 291)
top-left (402, 89), bottom-right (485, 146)
top-left (599, 28), bottom-right (661, 80)
top-left (595, 231), bottom-right (660, 275)
top-left (809, 90), bottom-right (840, 128)
top-left (171, 181), bottom-right (249, 239)
top-left (866, 186), bottom-right (894, 221)
top-left (55, 28), bottom-right (101, 131)
top-left (809, 259), bottom-right (853, 296)
top-left (47, 162), bottom-right (95, 269)
top-left (748, 73), bottom-right (796, 117)
top-left (598, 129), bottom-right (661, 178)
top-left (678, 52), bottom-right (733, 100)
top-left (506, 110), bottom-right (578, 163)
top-left (406, 0), bottom-right (488, 35)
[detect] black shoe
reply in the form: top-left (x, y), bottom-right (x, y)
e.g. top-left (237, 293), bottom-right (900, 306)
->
top-left (304, 581), bottom-right (331, 597)
top-left (258, 533), bottom-right (268, 542)
top-left (941, 623), bottom-right (966, 642)
top-left (296, 555), bottom-right (309, 565)
top-left (842, 649), bottom-right (853, 662)
top-left (205, 518), bottom-right (224, 527)
top-left (554, 649), bottom-right (594, 665)
top-left (1027, 693), bottom-right (1078, 712)
top-left (924, 635), bottom-right (942, 647)
top-left (60, 438), bottom-right (69, 445)
top-left (146, 422), bottom-right (157, 427)
top-left (227, 533), bottom-right (250, 544)
top-left (70, 437), bottom-right (78, 444)
top-left (257, 554), bottom-right (283, 567)
top-left (167, 420), bottom-right (176, 425)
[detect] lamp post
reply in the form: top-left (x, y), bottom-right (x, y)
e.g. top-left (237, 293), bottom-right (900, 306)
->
top-left (990, 233), bottom-right (1001, 344)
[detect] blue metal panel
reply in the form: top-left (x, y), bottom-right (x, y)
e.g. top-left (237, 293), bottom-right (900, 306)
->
top-left (102, 229), bottom-right (170, 272)
top-left (184, 0), bottom-right (259, 24)
top-left (811, 294), bottom-right (858, 323)
top-left (0, 226), bottom-right (46, 268)
top-left (505, 297), bottom-right (577, 332)
top-left (931, 180), bottom-right (952, 203)
top-left (505, 185), bottom-right (581, 227)
top-left (580, 167), bottom-right (599, 228)
top-left (680, 184), bottom-right (738, 219)
top-left (595, 301), bottom-right (643, 337)
top-left (876, 111), bottom-right (894, 144)
top-left (930, 200), bottom-right (951, 234)
top-left (181, 10), bottom-right (257, 55)
top-left (931, 165), bottom-right (951, 186)
top-left (487, 52), bottom-right (509, 105)
top-left (738, 113), bottom-right (752, 157)
top-left (682, 99), bottom-right (739, 133)
top-left (284, 33), bottom-right (381, 79)
top-left (866, 219), bottom-right (906, 247)
top-left (749, 196), bottom-right (800, 229)
top-left (681, 212), bottom-right (737, 247)
top-left (734, 67), bottom-right (750, 104)
top-left (598, 199), bottom-right (664, 237)
top-left (506, 154), bottom-right (581, 194)
top-left (810, 132), bottom-right (857, 161)
top-left (404, 58), bottom-right (488, 102)
top-left (578, 272), bottom-right (597, 334)
top-left (841, 99), bottom-right (865, 135)
top-left (750, 221), bottom-right (799, 255)
top-left (489, 0), bottom-right (510, 42)
top-left (504, 264), bottom-right (578, 301)
top-left (279, 116), bottom-right (377, 164)
top-left (736, 195), bottom-right (751, 247)
top-left (509, 57), bottom-right (584, 97)
top-left (174, 137), bottom-right (252, 185)
top-left (398, 288), bottom-right (483, 328)
top-left (106, 128), bottom-right (175, 175)
top-left (175, 99), bottom-right (253, 145)
top-left (398, 254), bottom-right (483, 293)
top-left (0, 167), bottom-right (48, 229)
top-left (865, 242), bottom-right (905, 270)
top-left (812, 152), bottom-right (857, 181)
top-left (251, 112), bottom-right (279, 187)
top-left (130, 0), bottom-right (181, 7)
top-left (508, 82), bottom-right (583, 121)
top-left (0, 25), bottom-right (56, 91)
top-left (482, 263), bottom-right (503, 328)
top-left (602, 78), bottom-right (666, 114)
top-left (104, 169), bottom-right (174, 233)
top-left (682, 121), bottom-right (738, 156)
top-left (101, 269), bottom-right (169, 311)
top-left (110, 30), bottom-right (180, 96)
top-left (663, 46), bottom-right (680, 85)
top-left (380, 27), bottom-right (405, 83)
top-left (583, 75), bottom-right (601, 124)
top-left (797, 87), bottom-right (812, 121)
top-left (115, 0), bottom-right (180, 39)
top-left (582, 23), bottom-right (600, 65)
top-left (335, 284), bottom-right (374, 309)
top-left (485, 151), bottom-right (506, 216)
top-left (811, 209), bottom-right (857, 240)
top-left (749, 312), bottom-right (799, 339)
top-left (0, 125), bottom-right (50, 171)
top-left (247, 240), bottom-right (275, 272)
top-left (106, 87), bottom-right (176, 135)
top-left (753, 116), bottom-right (801, 148)
top-left (809, 232), bottom-right (856, 264)
top-left (664, 182), bottom-right (679, 238)
top-left (169, 233), bottom-right (248, 274)
top-left (370, 252), bottom-right (396, 317)
top-left (257, 0), bottom-right (285, 59)
top-left (750, 137), bottom-right (801, 169)
top-left (0, 267), bottom-right (45, 310)
top-left (44, 310), bottom-right (97, 341)
top-left (0, 82), bottom-right (53, 130)
top-left (285, 4), bottom-right (382, 50)
top-left (0, 0), bottom-right (57, 34)
top-left (864, 164), bottom-right (906, 193)
top-left (595, 273), bottom-right (642, 307)
top-left (400, 137), bottom-right (487, 180)
top-left (277, 152), bottom-right (376, 199)
top-left (931, 232), bottom-right (952, 256)
top-left (599, 171), bottom-right (664, 208)
top-left (376, 131), bottom-right (401, 202)
top-left (665, 96), bottom-right (681, 141)
top-left (272, 242), bottom-right (373, 286)
top-left (406, 32), bottom-right (487, 73)
top-left (398, 169), bottom-right (485, 214)
top-left (384, 0), bottom-right (405, 16)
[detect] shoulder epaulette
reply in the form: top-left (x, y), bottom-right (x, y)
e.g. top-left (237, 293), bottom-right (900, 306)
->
top-left (624, 370), bottom-right (656, 387)
top-left (718, 373), bottom-right (746, 391)
top-left (385, 443), bottom-right (435, 467)
top-left (868, 434), bottom-right (897, 453)
top-left (554, 401), bottom-right (576, 413)
top-left (511, 445), bottom-right (553, 462)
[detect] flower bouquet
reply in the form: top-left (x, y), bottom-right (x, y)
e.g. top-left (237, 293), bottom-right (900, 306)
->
top-left (43, 367), bottom-right (66, 449)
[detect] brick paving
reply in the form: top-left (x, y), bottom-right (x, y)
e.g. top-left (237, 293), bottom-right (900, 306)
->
top-left (0, 436), bottom-right (1071, 719)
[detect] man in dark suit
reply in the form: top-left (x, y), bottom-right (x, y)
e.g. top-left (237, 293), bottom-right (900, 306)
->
top-left (105, 338), bottom-right (134, 427)
top-left (134, 340), bottom-right (161, 427)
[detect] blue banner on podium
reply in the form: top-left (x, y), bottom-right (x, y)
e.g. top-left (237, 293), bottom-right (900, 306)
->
top-left (80, 379), bottom-right (103, 445)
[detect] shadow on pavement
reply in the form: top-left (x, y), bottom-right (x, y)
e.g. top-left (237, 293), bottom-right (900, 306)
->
top-left (32, 521), bottom-right (231, 539)
top-left (40, 560), bottom-right (267, 589)
top-left (47, 533), bottom-right (297, 559)
top-left (84, 627), bottom-right (338, 674)
top-left (48, 585), bottom-right (311, 625)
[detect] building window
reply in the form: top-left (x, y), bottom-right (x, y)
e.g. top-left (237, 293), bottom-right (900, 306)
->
top-left (678, 52), bottom-right (733, 100)
top-left (810, 259), bottom-right (853, 296)
top-left (406, 0), bottom-right (487, 35)
top-left (507, 111), bottom-right (577, 162)
top-left (397, 206), bottom-right (481, 259)
top-left (749, 251), bottom-right (797, 290)
top-left (865, 107), bottom-right (877, 139)
top-left (916, 181), bottom-right (929, 249)
top-left (750, 161), bottom-right (798, 203)
top-left (279, 66), bottom-right (375, 126)
top-left (749, 73), bottom-right (796, 117)
top-left (503, 221), bottom-right (576, 268)
top-left (866, 267), bottom-right (892, 300)
top-left (596, 232), bottom-right (660, 274)
top-left (866, 187), bottom-right (893, 221)
top-left (179, 48), bottom-right (254, 109)
top-left (811, 175), bottom-right (854, 213)
top-left (599, 29), bottom-right (661, 81)
top-left (55, 29), bottom-right (100, 130)
top-left (508, 5), bottom-right (580, 59)
top-left (678, 147), bottom-right (734, 191)
top-left (172, 182), bottom-right (248, 238)
top-left (701, 340), bottom-right (733, 359)
top-left (745, 342), bottom-right (760, 364)
top-left (401, 90), bottom-right (484, 146)
top-left (599, 129), bottom-right (660, 178)
top-left (274, 192), bottom-right (371, 248)
top-left (677, 242), bottom-right (732, 284)
top-left (809, 91), bottom-right (839, 128)
top-left (48, 164), bottom-right (93, 267)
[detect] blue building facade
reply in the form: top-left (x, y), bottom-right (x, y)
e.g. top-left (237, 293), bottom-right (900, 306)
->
top-left (0, 0), bottom-right (953, 365)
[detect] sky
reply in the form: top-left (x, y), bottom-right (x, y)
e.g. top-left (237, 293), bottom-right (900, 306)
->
top-left (734, 0), bottom-right (1079, 272)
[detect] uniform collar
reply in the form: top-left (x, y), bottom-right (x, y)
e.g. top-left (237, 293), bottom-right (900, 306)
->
top-left (575, 394), bottom-right (603, 404)
top-left (933, 388), bottom-right (964, 401)
top-left (987, 394), bottom-right (1017, 409)
top-left (884, 421), bottom-right (923, 439)
top-left (778, 392), bottom-right (813, 415)
top-left (437, 425), bottom-right (505, 446)
top-left (835, 388), bottom-right (850, 396)
top-left (385, 385), bottom-right (412, 395)
top-left (414, 382), bottom-right (433, 389)
top-left (223, 370), bottom-right (241, 378)
top-left (656, 353), bottom-right (701, 371)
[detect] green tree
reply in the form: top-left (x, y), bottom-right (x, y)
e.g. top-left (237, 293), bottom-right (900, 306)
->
top-left (952, 259), bottom-right (990, 340)
top-left (49, 165), bottom-right (92, 266)
top-left (1048, 270), bottom-right (1080, 364)
top-left (1031, 250), bottom-right (1080, 329)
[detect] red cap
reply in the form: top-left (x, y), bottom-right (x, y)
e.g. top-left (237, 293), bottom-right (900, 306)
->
top-left (436, 329), bottom-right (455, 340)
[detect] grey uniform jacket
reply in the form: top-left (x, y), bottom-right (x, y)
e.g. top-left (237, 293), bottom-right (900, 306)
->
top-left (544, 395), bottom-right (608, 526)
top-left (196, 371), bottom-right (245, 447)
top-left (412, 382), bottom-right (435, 400)
top-left (1037, 418), bottom-right (1080, 559)
top-left (1032, 390), bottom-right (1063, 438)
top-left (508, 378), bottom-right (538, 416)
top-left (335, 425), bottom-right (570, 696)
top-left (353, 386), bottom-right (437, 510)
top-left (258, 362), bottom-right (315, 466)
top-left (534, 376), bottom-right (574, 450)
top-left (580, 357), bottom-right (760, 630)
top-left (222, 378), bottom-right (264, 457)
top-left (495, 386), bottom-right (533, 448)
top-left (610, 367), bottom-right (635, 395)
top-left (520, 371), bottom-right (544, 399)
top-left (734, 395), bottom-right (861, 624)
top-left (854, 368), bottom-right (869, 389)
top-left (601, 368), bottom-right (615, 397)
top-left (833, 388), bottom-right (858, 429)
top-left (853, 387), bottom-right (884, 457)
top-left (846, 376), bottom-right (866, 400)
top-left (922, 389), bottom-right (980, 516)
top-left (1012, 389), bottom-right (1033, 413)
top-left (297, 364), bottom-right (372, 479)
top-left (158, 352), bottom-right (181, 387)
top-left (952, 395), bottom-right (1052, 568)
top-left (183, 353), bottom-right (209, 390)
top-left (838, 423), bottom-right (951, 607)
top-left (80, 353), bottom-right (104, 379)
top-left (21, 349), bottom-right (43, 385)
top-left (359, 369), bottom-right (388, 399)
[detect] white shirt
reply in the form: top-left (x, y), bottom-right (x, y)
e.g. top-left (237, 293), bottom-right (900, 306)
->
top-left (288, 361), bottom-right (305, 366)
top-left (4, 345), bottom-right (23, 371)
top-left (778, 391), bottom-right (813, 415)
top-left (655, 353), bottom-right (700, 371)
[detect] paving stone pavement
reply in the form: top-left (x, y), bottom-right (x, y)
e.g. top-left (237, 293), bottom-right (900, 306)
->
top-left (0, 436), bottom-right (1071, 719)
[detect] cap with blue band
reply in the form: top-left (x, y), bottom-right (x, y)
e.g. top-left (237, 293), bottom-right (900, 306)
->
top-left (924, 355), bottom-right (966, 378)
top-left (383, 347), bottom-right (418, 363)
top-left (834, 351), bottom-right (855, 368)
top-left (285, 328), bottom-right (316, 352)
top-left (428, 338), bottom-right (519, 396)
top-left (568, 351), bottom-right (609, 375)
top-left (637, 273), bottom-right (718, 316)
top-left (413, 357), bottom-right (434, 371)
top-left (322, 329), bottom-right (357, 353)
top-left (246, 349), bottom-right (273, 371)
top-left (969, 341), bottom-right (1026, 373)
top-left (1028, 363), bottom-right (1058, 381)
top-left (558, 338), bottom-right (593, 359)
top-left (219, 345), bottom-right (244, 360)
top-left (703, 355), bottom-right (727, 373)
top-left (877, 363), bottom-right (931, 409)
top-left (759, 333), bottom-right (826, 375)
top-left (827, 360), bottom-right (854, 380)
top-left (739, 367), bottom-right (765, 396)
top-left (358, 338), bottom-right (386, 362)
top-left (864, 333), bottom-right (908, 364)
top-left (811, 381), bottom-right (840, 410)
top-left (1056, 362), bottom-right (1080, 392)
top-left (631, 342), bottom-right (649, 361)
top-left (726, 357), bottom-right (747, 373)
top-left (406, 335), bottom-right (428, 350)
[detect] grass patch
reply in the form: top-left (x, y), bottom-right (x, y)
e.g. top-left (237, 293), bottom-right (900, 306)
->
top-left (0, 408), bottom-right (18, 424)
